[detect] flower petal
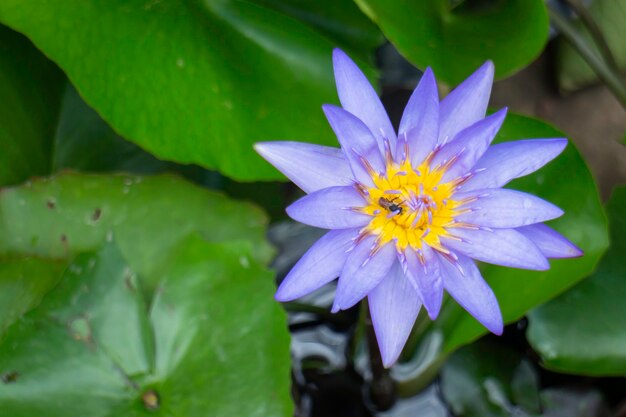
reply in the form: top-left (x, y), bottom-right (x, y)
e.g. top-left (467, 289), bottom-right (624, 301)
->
top-left (517, 223), bottom-right (583, 258)
top-left (254, 141), bottom-right (354, 193)
top-left (462, 139), bottom-right (568, 191)
top-left (333, 48), bottom-right (397, 152)
top-left (286, 185), bottom-right (371, 229)
top-left (439, 61), bottom-right (494, 144)
top-left (454, 189), bottom-right (564, 228)
top-left (333, 235), bottom-right (397, 312)
top-left (275, 228), bottom-right (357, 301)
top-left (439, 253), bottom-right (503, 335)
top-left (405, 245), bottom-right (443, 319)
top-left (323, 104), bottom-right (385, 186)
top-left (433, 108), bottom-right (508, 182)
top-left (442, 227), bottom-right (549, 270)
top-left (368, 262), bottom-right (422, 368)
top-left (397, 68), bottom-right (439, 166)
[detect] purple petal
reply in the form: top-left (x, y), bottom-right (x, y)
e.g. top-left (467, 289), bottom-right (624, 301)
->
top-left (368, 262), bottom-right (422, 368)
top-left (397, 68), bottom-right (439, 166)
top-left (439, 61), bottom-right (494, 144)
top-left (275, 229), bottom-right (357, 301)
top-left (333, 235), bottom-right (397, 312)
top-left (462, 139), bottom-right (568, 191)
top-left (517, 223), bottom-right (583, 258)
top-left (405, 245), bottom-right (443, 319)
top-left (439, 253), bottom-right (503, 335)
top-left (454, 189), bottom-right (564, 228)
top-left (442, 227), bottom-right (549, 270)
top-left (286, 185), bottom-right (371, 229)
top-left (333, 48), bottom-right (397, 152)
top-left (254, 141), bottom-right (354, 193)
top-left (323, 104), bottom-right (385, 186)
top-left (433, 108), bottom-right (507, 182)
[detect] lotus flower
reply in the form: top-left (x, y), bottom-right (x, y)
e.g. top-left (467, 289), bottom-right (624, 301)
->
top-left (255, 49), bottom-right (582, 367)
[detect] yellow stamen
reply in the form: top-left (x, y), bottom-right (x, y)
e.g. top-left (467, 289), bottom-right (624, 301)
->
top-left (361, 158), bottom-right (463, 251)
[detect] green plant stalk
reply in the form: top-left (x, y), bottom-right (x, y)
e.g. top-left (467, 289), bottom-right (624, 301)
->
top-left (563, 0), bottom-right (620, 73)
top-left (549, 5), bottom-right (626, 110)
top-left (363, 302), bottom-right (396, 410)
top-left (348, 300), bottom-right (367, 366)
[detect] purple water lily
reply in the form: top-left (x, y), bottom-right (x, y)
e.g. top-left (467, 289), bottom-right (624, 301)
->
top-left (255, 49), bottom-right (582, 367)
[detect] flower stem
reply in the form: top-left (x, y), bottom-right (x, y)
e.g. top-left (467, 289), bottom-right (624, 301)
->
top-left (548, 5), bottom-right (626, 110)
top-left (347, 301), bottom-right (367, 366)
top-left (363, 303), bottom-right (396, 410)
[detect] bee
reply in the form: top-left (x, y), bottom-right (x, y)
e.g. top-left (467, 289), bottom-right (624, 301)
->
top-left (378, 197), bottom-right (404, 216)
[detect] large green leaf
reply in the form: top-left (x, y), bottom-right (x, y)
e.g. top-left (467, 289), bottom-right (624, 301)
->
top-left (395, 113), bottom-right (608, 393)
top-left (254, 0), bottom-right (382, 53)
top-left (0, 238), bottom-right (292, 416)
top-left (440, 341), bottom-right (608, 417)
top-left (441, 341), bottom-right (541, 417)
top-left (0, 173), bottom-right (273, 284)
top-left (557, 0), bottom-right (626, 91)
top-left (0, 24), bottom-right (63, 186)
top-left (526, 186), bottom-right (626, 376)
top-left (0, 0), bottom-right (380, 181)
top-left (354, 0), bottom-right (549, 85)
top-left (0, 257), bottom-right (66, 335)
top-left (53, 85), bottom-right (170, 174)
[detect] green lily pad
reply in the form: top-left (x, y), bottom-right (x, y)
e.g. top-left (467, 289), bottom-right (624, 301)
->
top-left (395, 113), bottom-right (608, 394)
top-left (0, 24), bottom-right (64, 186)
top-left (0, 0), bottom-right (380, 181)
top-left (0, 257), bottom-right (66, 335)
top-left (254, 0), bottom-right (382, 53)
top-left (0, 173), bottom-right (273, 285)
top-left (557, 0), bottom-right (626, 91)
top-left (441, 341), bottom-right (541, 417)
top-left (354, 0), bottom-right (549, 85)
top-left (440, 341), bottom-right (609, 417)
top-left (0, 237), bottom-right (292, 416)
top-left (53, 84), bottom-right (170, 174)
top-left (527, 186), bottom-right (626, 375)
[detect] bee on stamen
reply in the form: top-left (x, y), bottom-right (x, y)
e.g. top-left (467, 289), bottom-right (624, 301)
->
top-left (378, 196), bottom-right (404, 217)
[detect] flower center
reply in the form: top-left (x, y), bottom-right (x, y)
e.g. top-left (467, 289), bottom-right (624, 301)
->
top-left (359, 157), bottom-right (466, 253)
